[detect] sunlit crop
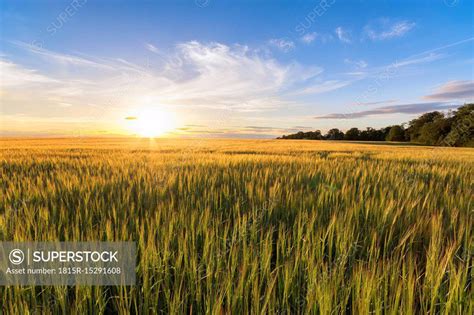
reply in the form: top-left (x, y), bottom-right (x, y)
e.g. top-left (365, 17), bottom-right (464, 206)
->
top-left (1, 138), bottom-right (472, 313)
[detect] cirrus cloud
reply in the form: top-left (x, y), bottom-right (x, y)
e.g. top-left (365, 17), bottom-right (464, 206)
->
top-left (364, 19), bottom-right (416, 40)
top-left (424, 80), bottom-right (474, 101)
top-left (2, 40), bottom-right (327, 116)
top-left (268, 38), bottom-right (295, 52)
top-left (300, 32), bottom-right (317, 44)
top-left (0, 59), bottom-right (58, 87)
top-left (335, 27), bottom-right (351, 43)
top-left (314, 102), bottom-right (459, 119)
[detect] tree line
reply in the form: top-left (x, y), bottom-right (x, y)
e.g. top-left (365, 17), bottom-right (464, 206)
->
top-left (278, 103), bottom-right (473, 147)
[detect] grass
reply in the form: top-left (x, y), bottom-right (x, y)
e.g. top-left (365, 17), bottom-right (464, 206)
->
top-left (1, 138), bottom-right (473, 314)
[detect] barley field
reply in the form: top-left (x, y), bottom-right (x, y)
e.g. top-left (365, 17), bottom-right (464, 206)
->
top-left (1, 138), bottom-right (473, 314)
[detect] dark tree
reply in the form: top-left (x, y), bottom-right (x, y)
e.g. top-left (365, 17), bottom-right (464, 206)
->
top-left (325, 128), bottom-right (344, 140)
top-left (443, 104), bottom-right (473, 146)
top-left (305, 130), bottom-right (323, 140)
top-left (360, 127), bottom-right (383, 141)
top-left (344, 128), bottom-right (361, 140)
top-left (418, 118), bottom-right (452, 145)
top-left (406, 111), bottom-right (444, 142)
top-left (386, 125), bottom-right (406, 141)
top-left (278, 130), bottom-right (323, 140)
top-left (278, 103), bottom-right (473, 147)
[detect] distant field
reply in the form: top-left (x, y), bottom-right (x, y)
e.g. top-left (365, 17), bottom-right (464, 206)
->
top-left (1, 138), bottom-right (473, 313)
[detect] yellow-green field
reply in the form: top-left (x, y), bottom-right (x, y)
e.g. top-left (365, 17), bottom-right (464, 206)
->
top-left (1, 138), bottom-right (473, 314)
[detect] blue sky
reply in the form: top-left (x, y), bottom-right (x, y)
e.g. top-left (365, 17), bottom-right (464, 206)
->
top-left (1, 0), bottom-right (473, 137)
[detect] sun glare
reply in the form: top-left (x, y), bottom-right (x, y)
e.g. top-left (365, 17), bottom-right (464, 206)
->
top-left (127, 107), bottom-right (177, 137)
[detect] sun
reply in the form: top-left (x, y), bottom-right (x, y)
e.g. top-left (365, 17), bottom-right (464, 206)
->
top-left (126, 107), bottom-right (177, 137)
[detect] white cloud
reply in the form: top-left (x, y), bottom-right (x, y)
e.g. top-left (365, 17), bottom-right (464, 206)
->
top-left (364, 20), bottom-right (416, 40)
top-left (424, 80), bottom-right (474, 101)
top-left (392, 52), bottom-right (443, 68)
top-left (356, 99), bottom-right (397, 106)
top-left (145, 43), bottom-right (159, 53)
top-left (11, 40), bottom-right (150, 75)
top-left (11, 41), bottom-right (116, 71)
top-left (315, 102), bottom-right (458, 119)
top-left (4, 41), bottom-right (328, 116)
top-left (344, 58), bottom-right (368, 69)
top-left (300, 32), bottom-right (317, 44)
top-left (268, 38), bottom-right (295, 52)
top-left (6, 37), bottom-right (457, 121)
top-left (335, 27), bottom-right (351, 43)
top-left (0, 59), bottom-right (58, 87)
top-left (292, 80), bottom-right (353, 95)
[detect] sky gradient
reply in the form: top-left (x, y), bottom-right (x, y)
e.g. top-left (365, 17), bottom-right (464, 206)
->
top-left (1, 0), bottom-right (473, 138)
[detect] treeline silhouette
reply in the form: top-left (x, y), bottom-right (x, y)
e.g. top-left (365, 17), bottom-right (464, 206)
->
top-left (278, 103), bottom-right (473, 147)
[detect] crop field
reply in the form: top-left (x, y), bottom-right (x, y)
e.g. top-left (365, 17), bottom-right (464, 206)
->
top-left (0, 138), bottom-right (473, 314)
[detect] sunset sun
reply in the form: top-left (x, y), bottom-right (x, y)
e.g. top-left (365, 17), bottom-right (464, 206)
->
top-left (126, 107), bottom-right (176, 137)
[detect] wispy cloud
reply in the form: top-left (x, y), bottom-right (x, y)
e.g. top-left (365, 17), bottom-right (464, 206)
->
top-left (410, 37), bottom-right (474, 57)
top-left (268, 38), bottom-right (295, 52)
top-left (344, 58), bottom-right (368, 69)
top-left (11, 40), bottom-right (116, 71)
top-left (364, 19), bottom-right (416, 40)
top-left (392, 52), bottom-right (443, 68)
top-left (4, 40), bottom-right (326, 115)
top-left (0, 59), bottom-right (58, 87)
top-left (347, 51), bottom-right (444, 82)
top-left (292, 80), bottom-right (353, 96)
top-left (300, 32), bottom-right (317, 44)
top-left (424, 80), bottom-right (474, 101)
top-left (236, 125), bottom-right (315, 135)
top-left (5, 36), bottom-right (471, 136)
top-left (356, 99), bottom-right (398, 106)
top-left (166, 124), bottom-right (307, 138)
top-left (145, 43), bottom-right (159, 53)
top-left (315, 102), bottom-right (458, 119)
top-left (335, 27), bottom-right (351, 43)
